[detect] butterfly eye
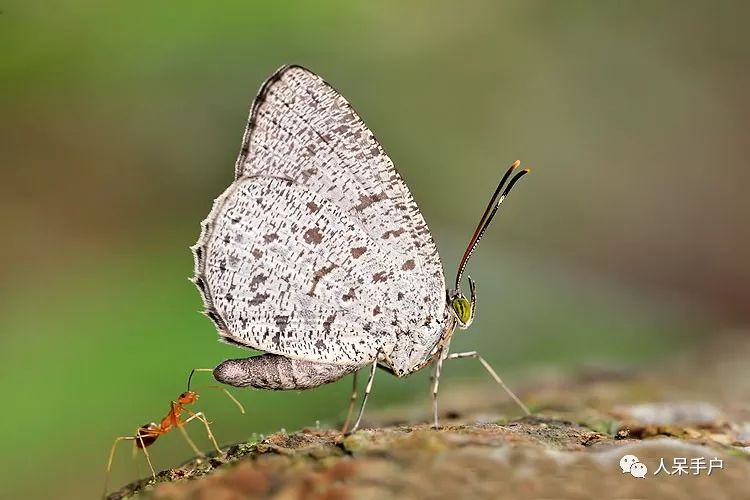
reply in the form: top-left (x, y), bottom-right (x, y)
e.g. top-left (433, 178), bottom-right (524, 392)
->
top-left (450, 296), bottom-right (472, 326)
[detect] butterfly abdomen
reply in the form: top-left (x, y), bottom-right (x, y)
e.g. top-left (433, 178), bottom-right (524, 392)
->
top-left (213, 353), bottom-right (358, 390)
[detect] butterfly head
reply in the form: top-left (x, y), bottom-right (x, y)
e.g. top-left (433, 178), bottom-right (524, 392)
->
top-left (450, 161), bottom-right (530, 331)
top-left (448, 276), bottom-right (476, 329)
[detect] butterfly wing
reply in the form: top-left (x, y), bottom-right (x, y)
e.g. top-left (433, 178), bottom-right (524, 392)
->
top-left (193, 65), bottom-right (447, 368)
top-left (236, 65), bottom-right (442, 280)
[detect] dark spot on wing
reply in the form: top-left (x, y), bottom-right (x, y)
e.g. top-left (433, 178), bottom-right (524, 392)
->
top-left (250, 274), bottom-right (268, 289)
top-left (275, 315), bottom-right (289, 336)
top-left (308, 263), bottom-right (338, 296)
top-left (306, 201), bottom-right (320, 213)
top-left (373, 306), bottom-right (381, 316)
top-left (264, 233), bottom-right (278, 243)
top-left (350, 246), bottom-right (367, 258)
top-left (372, 272), bottom-right (389, 283)
top-left (397, 292), bottom-right (404, 300)
top-left (322, 313), bottom-right (336, 332)
top-left (252, 249), bottom-right (263, 259)
top-left (249, 292), bottom-right (269, 305)
top-left (302, 167), bottom-right (318, 180)
top-left (402, 259), bottom-right (416, 271)
top-left (303, 227), bottom-right (323, 245)
top-left (354, 191), bottom-right (387, 211)
top-left (382, 228), bottom-right (406, 239)
top-left (342, 288), bottom-right (357, 302)
top-left (315, 339), bottom-right (326, 350)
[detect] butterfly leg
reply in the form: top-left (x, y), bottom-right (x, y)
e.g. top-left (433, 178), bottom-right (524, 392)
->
top-left (445, 351), bottom-right (531, 416)
top-left (340, 370), bottom-right (359, 434)
top-left (431, 352), bottom-right (445, 428)
top-left (348, 357), bottom-right (378, 434)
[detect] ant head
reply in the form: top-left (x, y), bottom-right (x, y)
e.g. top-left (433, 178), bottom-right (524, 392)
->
top-left (178, 391), bottom-right (198, 404)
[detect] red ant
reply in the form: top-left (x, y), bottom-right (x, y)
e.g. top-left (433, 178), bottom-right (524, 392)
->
top-left (104, 369), bottom-right (244, 495)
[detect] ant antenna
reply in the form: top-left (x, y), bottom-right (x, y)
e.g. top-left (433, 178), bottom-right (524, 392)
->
top-left (187, 368), bottom-right (245, 414)
top-left (187, 368), bottom-right (201, 392)
top-left (454, 160), bottom-right (530, 291)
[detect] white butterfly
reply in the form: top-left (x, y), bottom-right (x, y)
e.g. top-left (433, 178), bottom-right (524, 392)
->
top-left (191, 65), bottom-right (530, 431)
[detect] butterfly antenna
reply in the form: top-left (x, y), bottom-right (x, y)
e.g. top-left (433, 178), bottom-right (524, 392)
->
top-left (454, 161), bottom-right (530, 291)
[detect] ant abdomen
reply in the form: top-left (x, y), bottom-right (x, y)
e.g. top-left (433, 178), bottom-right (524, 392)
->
top-left (135, 425), bottom-right (159, 448)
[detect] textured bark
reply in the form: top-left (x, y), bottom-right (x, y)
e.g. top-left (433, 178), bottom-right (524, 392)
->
top-left (107, 333), bottom-right (750, 500)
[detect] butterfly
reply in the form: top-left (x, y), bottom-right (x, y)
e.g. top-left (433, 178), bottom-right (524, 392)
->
top-left (191, 65), bottom-right (531, 432)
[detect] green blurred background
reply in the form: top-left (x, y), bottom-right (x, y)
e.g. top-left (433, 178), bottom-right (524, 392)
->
top-left (1, 1), bottom-right (748, 498)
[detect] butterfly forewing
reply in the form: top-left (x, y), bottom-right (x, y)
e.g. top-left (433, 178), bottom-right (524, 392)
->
top-left (194, 65), bottom-right (448, 370)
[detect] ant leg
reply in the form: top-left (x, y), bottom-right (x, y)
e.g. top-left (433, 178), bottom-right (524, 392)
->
top-left (340, 370), bottom-right (359, 434)
top-left (349, 357), bottom-right (378, 434)
top-left (183, 412), bottom-right (222, 453)
top-left (180, 407), bottom-right (210, 450)
top-left (176, 424), bottom-right (204, 457)
top-left (215, 386), bottom-right (245, 414)
top-left (445, 351), bottom-right (531, 415)
top-left (136, 431), bottom-right (158, 480)
top-left (199, 385), bottom-right (246, 414)
top-left (104, 436), bottom-right (136, 497)
top-left (131, 439), bottom-right (141, 482)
